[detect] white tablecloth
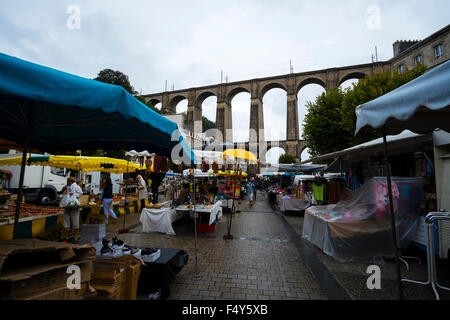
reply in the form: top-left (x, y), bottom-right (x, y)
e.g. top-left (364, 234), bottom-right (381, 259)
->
top-left (140, 207), bottom-right (184, 235)
top-left (176, 201), bottom-right (223, 225)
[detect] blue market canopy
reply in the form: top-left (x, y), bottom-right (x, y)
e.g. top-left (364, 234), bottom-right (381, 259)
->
top-left (0, 52), bottom-right (195, 163)
top-left (355, 60), bottom-right (450, 136)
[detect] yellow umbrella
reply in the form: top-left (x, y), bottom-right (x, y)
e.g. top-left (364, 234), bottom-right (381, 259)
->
top-left (0, 155), bottom-right (145, 174)
top-left (222, 149), bottom-right (257, 162)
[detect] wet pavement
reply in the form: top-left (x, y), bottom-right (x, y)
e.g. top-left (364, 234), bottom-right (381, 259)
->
top-left (105, 193), bottom-right (327, 300)
top-left (104, 192), bottom-right (450, 300)
top-left (284, 212), bottom-right (450, 300)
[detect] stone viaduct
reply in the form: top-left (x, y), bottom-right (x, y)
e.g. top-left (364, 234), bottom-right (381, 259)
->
top-left (142, 62), bottom-right (391, 161)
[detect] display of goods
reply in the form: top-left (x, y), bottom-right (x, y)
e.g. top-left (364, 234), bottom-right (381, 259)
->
top-left (0, 187), bottom-right (11, 195)
top-left (0, 203), bottom-right (64, 221)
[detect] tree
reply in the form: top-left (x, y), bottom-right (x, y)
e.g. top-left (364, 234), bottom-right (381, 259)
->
top-left (94, 69), bottom-right (136, 94)
top-left (302, 64), bottom-right (427, 157)
top-left (202, 116), bottom-right (216, 133)
top-left (88, 69), bottom-right (140, 158)
top-left (278, 153), bottom-right (297, 164)
top-left (340, 63), bottom-right (427, 145)
top-left (302, 88), bottom-right (350, 158)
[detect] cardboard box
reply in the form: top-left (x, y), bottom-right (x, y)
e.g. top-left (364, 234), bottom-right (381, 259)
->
top-left (93, 255), bottom-right (143, 300)
top-left (23, 281), bottom-right (97, 300)
top-left (91, 267), bottom-right (126, 300)
top-left (1, 260), bottom-right (93, 299)
top-left (0, 239), bottom-right (96, 299)
top-left (89, 283), bottom-right (120, 300)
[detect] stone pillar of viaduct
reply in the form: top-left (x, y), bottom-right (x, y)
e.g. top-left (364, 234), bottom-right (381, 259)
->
top-left (186, 90), bottom-right (202, 133)
top-left (216, 85), bottom-right (233, 143)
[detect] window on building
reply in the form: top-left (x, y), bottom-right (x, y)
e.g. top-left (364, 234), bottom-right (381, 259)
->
top-left (434, 44), bottom-right (443, 59)
top-left (414, 54), bottom-right (423, 65)
top-left (397, 64), bottom-right (405, 74)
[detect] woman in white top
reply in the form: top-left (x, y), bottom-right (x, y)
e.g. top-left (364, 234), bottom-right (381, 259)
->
top-left (62, 177), bottom-right (83, 236)
top-left (136, 175), bottom-right (148, 210)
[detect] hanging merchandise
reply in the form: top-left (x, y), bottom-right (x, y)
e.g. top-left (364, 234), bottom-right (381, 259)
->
top-left (312, 182), bottom-right (324, 202)
top-left (201, 160), bottom-right (209, 173)
top-left (423, 152), bottom-right (434, 177)
top-left (373, 180), bottom-right (400, 218)
top-left (161, 156), bottom-right (169, 173)
top-left (145, 159), bottom-right (153, 174)
top-left (212, 162), bottom-right (219, 173)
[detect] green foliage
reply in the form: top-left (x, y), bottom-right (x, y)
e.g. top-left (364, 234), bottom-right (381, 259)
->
top-left (90, 69), bottom-right (150, 158)
top-left (278, 153), bottom-right (297, 164)
top-left (302, 63), bottom-right (427, 157)
top-left (94, 69), bottom-right (136, 94)
top-left (340, 63), bottom-right (427, 144)
top-left (302, 88), bottom-right (350, 158)
top-left (202, 116), bottom-right (216, 132)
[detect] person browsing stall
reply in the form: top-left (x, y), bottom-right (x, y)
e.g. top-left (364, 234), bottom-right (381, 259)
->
top-left (136, 175), bottom-right (148, 210)
top-left (62, 177), bottom-right (83, 236)
top-left (99, 177), bottom-right (118, 223)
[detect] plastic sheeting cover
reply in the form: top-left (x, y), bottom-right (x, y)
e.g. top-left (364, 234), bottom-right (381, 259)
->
top-left (302, 176), bottom-right (425, 263)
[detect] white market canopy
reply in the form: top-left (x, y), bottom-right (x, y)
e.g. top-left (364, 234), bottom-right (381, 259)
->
top-left (355, 60), bottom-right (450, 136)
top-left (300, 130), bottom-right (433, 163)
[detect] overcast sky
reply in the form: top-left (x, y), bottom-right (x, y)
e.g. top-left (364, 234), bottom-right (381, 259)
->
top-left (0, 0), bottom-right (448, 163)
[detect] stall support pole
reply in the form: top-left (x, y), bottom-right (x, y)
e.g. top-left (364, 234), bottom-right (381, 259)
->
top-left (13, 139), bottom-right (29, 239)
top-left (224, 162), bottom-right (237, 240)
top-left (13, 107), bottom-right (33, 240)
top-left (119, 160), bottom-right (129, 234)
top-left (192, 167), bottom-right (199, 275)
top-left (382, 126), bottom-right (403, 300)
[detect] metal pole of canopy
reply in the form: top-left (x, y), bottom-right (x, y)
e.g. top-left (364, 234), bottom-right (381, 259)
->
top-left (192, 166), bottom-right (199, 275)
top-left (382, 126), bottom-right (403, 300)
top-left (119, 159), bottom-right (129, 233)
top-left (224, 160), bottom-right (237, 240)
top-left (13, 107), bottom-right (33, 239)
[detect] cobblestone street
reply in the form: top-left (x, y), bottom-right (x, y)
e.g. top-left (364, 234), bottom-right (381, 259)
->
top-left (106, 193), bottom-right (327, 300)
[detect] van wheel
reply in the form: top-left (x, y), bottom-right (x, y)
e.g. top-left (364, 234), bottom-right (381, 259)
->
top-left (38, 191), bottom-right (53, 205)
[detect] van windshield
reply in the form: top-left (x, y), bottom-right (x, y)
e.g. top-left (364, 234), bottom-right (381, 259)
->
top-left (50, 166), bottom-right (66, 177)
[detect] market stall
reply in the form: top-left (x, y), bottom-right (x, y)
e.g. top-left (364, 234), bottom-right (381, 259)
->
top-left (176, 201), bottom-right (223, 232)
top-left (302, 177), bottom-right (424, 263)
top-left (0, 52), bottom-right (195, 240)
top-left (140, 202), bottom-right (183, 235)
top-left (354, 59), bottom-right (450, 299)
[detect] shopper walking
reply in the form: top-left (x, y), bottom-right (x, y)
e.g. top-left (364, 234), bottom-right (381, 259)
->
top-left (100, 177), bottom-right (118, 223)
top-left (62, 177), bottom-right (83, 236)
top-left (246, 177), bottom-right (257, 206)
top-left (136, 175), bottom-right (148, 210)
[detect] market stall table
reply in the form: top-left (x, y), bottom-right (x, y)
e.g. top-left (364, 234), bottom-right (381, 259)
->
top-left (140, 207), bottom-right (184, 235)
top-left (137, 248), bottom-right (188, 299)
top-left (176, 201), bottom-right (223, 226)
top-left (276, 195), bottom-right (311, 215)
top-left (0, 202), bottom-right (65, 240)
